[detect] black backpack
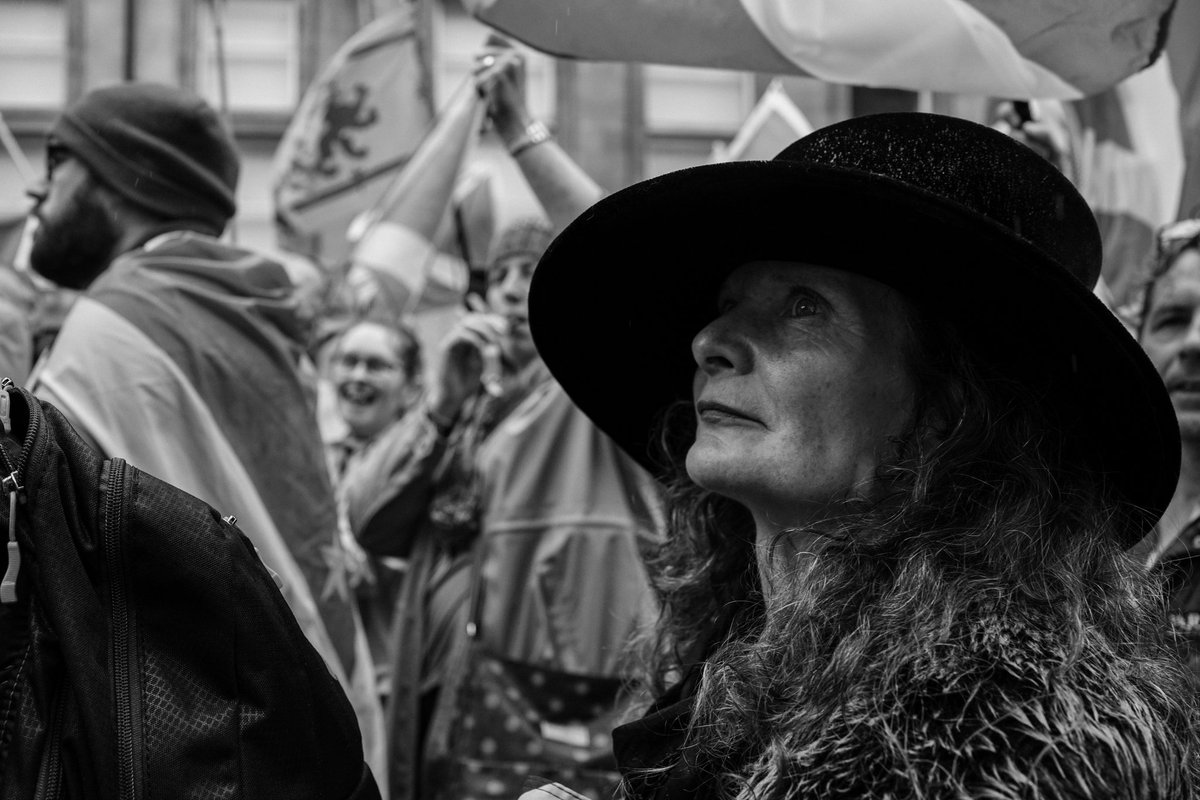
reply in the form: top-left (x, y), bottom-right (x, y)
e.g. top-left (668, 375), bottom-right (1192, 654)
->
top-left (0, 381), bottom-right (380, 799)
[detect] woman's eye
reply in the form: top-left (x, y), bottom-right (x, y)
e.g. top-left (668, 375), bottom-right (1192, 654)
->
top-left (787, 293), bottom-right (821, 318)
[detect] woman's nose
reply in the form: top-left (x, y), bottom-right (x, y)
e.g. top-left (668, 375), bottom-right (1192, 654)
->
top-left (502, 272), bottom-right (528, 303)
top-left (691, 314), bottom-right (751, 376)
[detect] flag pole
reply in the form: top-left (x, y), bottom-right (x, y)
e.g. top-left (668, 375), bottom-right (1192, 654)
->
top-left (206, 0), bottom-right (238, 243)
top-left (0, 113), bottom-right (35, 186)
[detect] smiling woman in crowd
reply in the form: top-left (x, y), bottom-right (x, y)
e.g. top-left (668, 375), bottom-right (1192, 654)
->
top-left (323, 318), bottom-right (424, 706)
top-left (527, 113), bottom-right (1200, 798)
top-left (329, 319), bottom-right (423, 464)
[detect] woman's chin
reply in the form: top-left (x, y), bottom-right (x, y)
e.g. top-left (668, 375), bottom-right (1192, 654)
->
top-left (685, 445), bottom-right (751, 499)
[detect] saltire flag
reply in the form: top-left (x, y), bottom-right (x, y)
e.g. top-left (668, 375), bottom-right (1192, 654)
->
top-left (272, 5), bottom-right (434, 267)
top-left (466, 0), bottom-right (1174, 100)
top-left (344, 83), bottom-right (490, 353)
top-left (711, 79), bottom-right (813, 164)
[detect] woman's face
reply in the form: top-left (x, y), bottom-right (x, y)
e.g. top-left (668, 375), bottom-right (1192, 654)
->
top-left (332, 322), bottom-right (415, 440)
top-left (687, 261), bottom-right (917, 533)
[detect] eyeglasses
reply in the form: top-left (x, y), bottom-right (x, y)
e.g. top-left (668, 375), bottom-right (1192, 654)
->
top-left (44, 142), bottom-right (70, 181)
top-left (333, 353), bottom-right (401, 375)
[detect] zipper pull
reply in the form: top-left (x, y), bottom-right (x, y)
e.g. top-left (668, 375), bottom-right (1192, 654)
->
top-left (0, 387), bottom-right (10, 437)
top-left (1, 474), bottom-right (21, 604)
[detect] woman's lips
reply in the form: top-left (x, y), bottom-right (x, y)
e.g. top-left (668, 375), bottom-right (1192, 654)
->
top-left (695, 400), bottom-right (762, 425)
top-left (339, 383), bottom-right (379, 406)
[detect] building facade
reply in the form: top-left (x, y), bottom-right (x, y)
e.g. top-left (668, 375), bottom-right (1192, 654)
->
top-left (0, 0), bottom-right (940, 267)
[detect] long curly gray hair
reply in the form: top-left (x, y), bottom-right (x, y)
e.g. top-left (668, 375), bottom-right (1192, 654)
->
top-left (627, 304), bottom-right (1200, 800)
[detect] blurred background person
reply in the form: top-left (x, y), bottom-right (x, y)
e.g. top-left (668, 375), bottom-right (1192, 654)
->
top-left (1136, 217), bottom-right (1200, 682)
top-left (328, 318), bottom-right (424, 477)
top-left (342, 45), bottom-right (660, 800)
top-left (326, 318), bottom-right (424, 705)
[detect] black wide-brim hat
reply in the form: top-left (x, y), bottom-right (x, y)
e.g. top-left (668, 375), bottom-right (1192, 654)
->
top-left (529, 112), bottom-right (1179, 528)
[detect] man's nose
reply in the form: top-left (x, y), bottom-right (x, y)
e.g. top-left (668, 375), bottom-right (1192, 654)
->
top-left (1182, 316), bottom-right (1200, 360)
top-left (25, 180), bottom-right (47, 207)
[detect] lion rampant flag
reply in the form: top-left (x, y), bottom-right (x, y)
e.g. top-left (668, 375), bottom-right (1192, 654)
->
top-left (466, 0), bottom-right (1173, 100)
top-left (272, 6), bottom-right (433, 267)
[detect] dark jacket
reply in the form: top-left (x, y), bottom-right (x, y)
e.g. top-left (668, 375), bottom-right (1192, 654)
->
top-left (615, 606), bottom-right (1194, 800)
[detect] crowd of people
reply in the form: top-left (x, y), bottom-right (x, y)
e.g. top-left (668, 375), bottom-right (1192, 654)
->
top-left (4, 35), bottom-right (1200, 800)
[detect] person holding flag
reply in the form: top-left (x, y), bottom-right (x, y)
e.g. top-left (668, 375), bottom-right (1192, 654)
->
top-left (341, 46), bottom-right (660, 800)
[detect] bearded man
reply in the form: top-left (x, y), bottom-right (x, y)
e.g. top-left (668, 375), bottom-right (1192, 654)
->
top-left (25, 82), bottom-right (384, 780)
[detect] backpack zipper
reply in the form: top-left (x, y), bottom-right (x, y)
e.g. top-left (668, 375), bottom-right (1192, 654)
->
top-left (103, 458), bottom-right (141, 800)
top-left (0, 379), bottom-right (40, 480)
top-left (0, 382), bottom-right (42, 785)
top-left (0, 379), bottom-right (37, 605)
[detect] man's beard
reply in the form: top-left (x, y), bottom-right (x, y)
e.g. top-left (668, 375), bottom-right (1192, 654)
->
top-left (29, 191), bottom-right (119, 290)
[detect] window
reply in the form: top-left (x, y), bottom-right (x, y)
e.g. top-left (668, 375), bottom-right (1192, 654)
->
top-left (0, 0), bottom-right (67, 109)
top-left (641, 64), bottom-right (756, 178)
top-left (195, 0), bottom-right (300, 113)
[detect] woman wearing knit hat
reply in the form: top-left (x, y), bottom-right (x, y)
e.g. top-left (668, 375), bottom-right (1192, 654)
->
top-left (340, 48), bottom-right (660, 800)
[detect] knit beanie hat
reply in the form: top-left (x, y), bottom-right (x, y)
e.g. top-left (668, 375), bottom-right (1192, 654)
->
top-left (50, 82), bottom-right (239, 232)
top-left (488, 217), bottom-right (553, 268)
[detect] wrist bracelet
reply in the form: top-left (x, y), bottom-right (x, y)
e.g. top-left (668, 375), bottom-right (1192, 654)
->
top-left (508, 120), bottom-right (552, 158)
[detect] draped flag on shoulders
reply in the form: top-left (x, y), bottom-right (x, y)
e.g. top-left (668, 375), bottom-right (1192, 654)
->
top-left (27, 232), bottom-right (386, 782)
top-left (711, 79), bottom-right (813, 163)
top-left (273, 5), bottom-right (434, 267)
top-left (466, 0), bottom-right (1175, 99)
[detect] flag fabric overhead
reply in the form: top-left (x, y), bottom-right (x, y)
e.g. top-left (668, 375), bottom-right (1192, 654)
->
top-left (273, 6), bottom-right (434, 267)
top-left (1068, 59), bottom-right (1183, 307)
top-left (1167, 0), bottom-right (1200, 219)
top-left (711, 79), bottom-right (813, 163)
top-left (466, 0), bottom-right (1174, 100)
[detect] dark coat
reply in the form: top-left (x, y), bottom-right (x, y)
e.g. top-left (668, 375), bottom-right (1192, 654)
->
top-left (616, 608), bottom-right (1194, 800)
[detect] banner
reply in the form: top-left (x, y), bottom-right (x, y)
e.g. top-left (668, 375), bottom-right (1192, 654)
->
top-left (273, 6), bottom-right (434, 267)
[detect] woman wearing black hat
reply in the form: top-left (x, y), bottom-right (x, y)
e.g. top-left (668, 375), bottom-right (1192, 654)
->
top-left (528, 113), bottom-right (1200, 798)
